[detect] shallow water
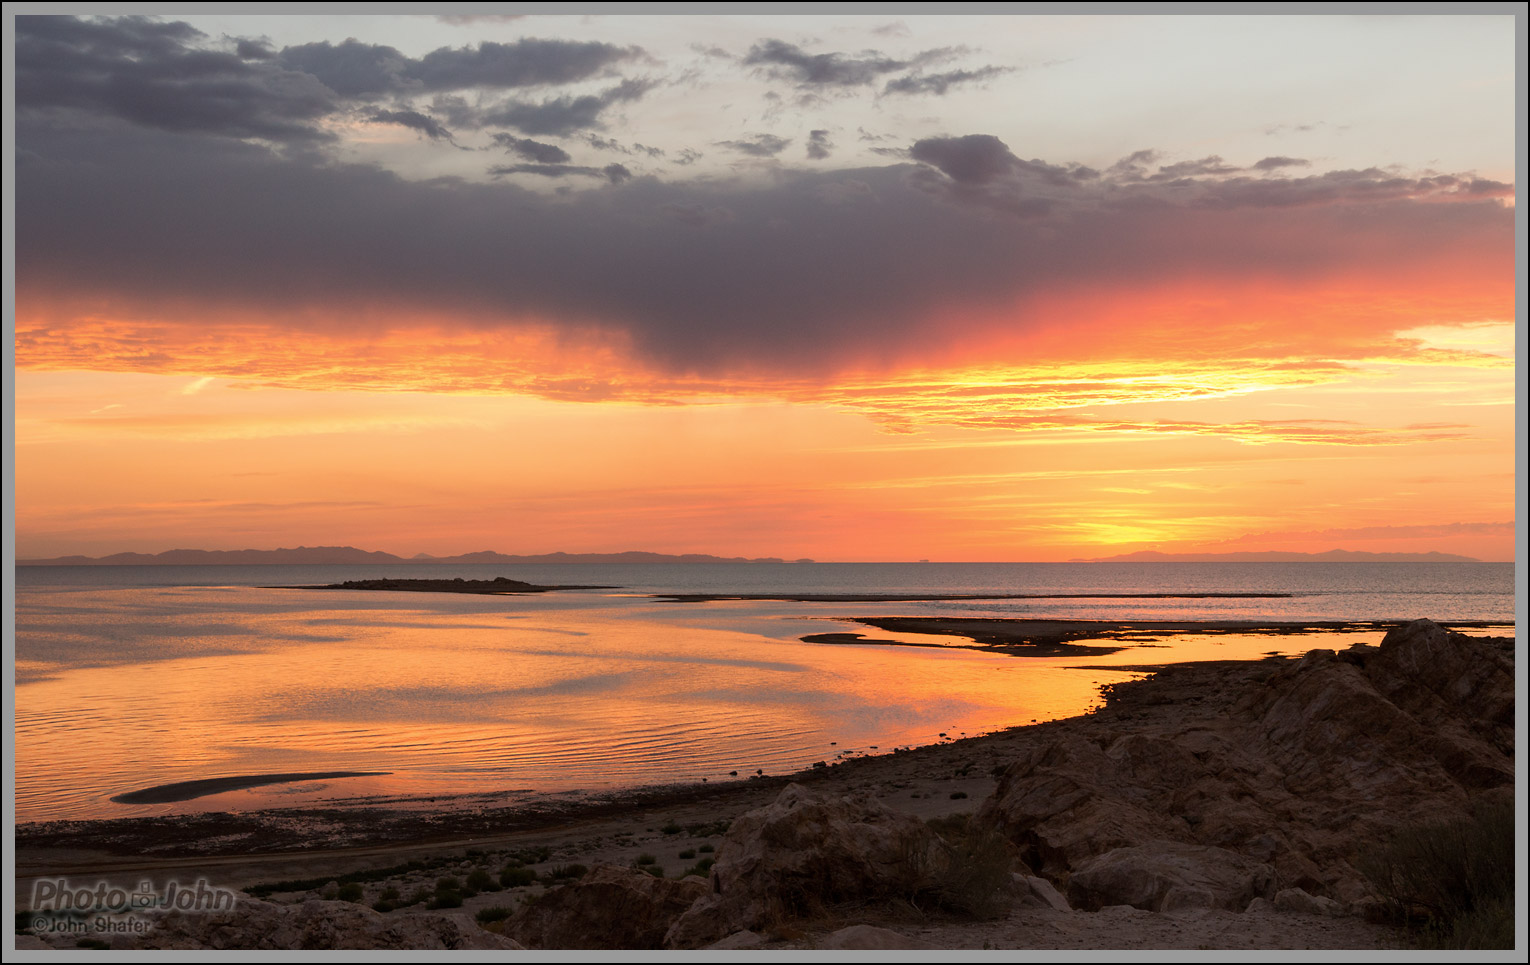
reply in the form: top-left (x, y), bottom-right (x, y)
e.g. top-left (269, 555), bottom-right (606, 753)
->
top-left (13, 562), bottom-right (1514, 822)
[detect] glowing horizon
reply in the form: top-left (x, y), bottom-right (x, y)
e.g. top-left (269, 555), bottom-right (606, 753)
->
top-left (11, 12), bottom-right (1518, 562)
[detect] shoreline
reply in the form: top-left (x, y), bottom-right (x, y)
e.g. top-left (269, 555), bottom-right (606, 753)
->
top-left (13, 620), bottom-right (1514, 950)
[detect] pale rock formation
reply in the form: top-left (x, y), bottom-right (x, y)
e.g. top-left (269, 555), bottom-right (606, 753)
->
top-left (505, 864), bottom-right (707, 950)
top-left (664, 783), bottom-right (949, 948)
top-left (979, 620), bottom-right (1512, 913)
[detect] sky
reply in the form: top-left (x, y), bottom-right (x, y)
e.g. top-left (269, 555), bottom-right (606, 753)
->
top-left (9, 8), bottom-right (1521, 561)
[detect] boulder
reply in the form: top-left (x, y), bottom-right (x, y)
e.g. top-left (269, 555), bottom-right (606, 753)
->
top-left (1066, 843), bottom-right (1273, 913)
top-left (505, 864), bottom-right (706, 950)
top-left (816, 924), bottom-right (938, 949)
top-left (664, 783), bottom-right (948, 949)
top-left (1274, 887), bottom-right (1344, 917)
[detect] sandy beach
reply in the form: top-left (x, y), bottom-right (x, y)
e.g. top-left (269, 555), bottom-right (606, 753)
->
top-left (13, 618), bottom-right (1513, 952)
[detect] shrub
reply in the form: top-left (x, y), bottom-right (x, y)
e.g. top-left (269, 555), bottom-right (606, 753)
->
top-left (466, 868), bottom-right (498, 892)
top-left (634, 853), bottom-right (657, 866)
top-left (500, 866), bottom-right (537, 888)
top-left (698, 844), bottom-right (715, 854)
top-left (678, 849), bottom-right (696, 859)
top-left (475, 906), bottom-right (512, 924)
top-left (660, 822), bottom-right (683, 835)
top-left (427, 892), bottom-right (463, 910)
top-left (336, 882), bottom-right (364, 903)
top-left (1358, 798), bottom-right (1514, 949)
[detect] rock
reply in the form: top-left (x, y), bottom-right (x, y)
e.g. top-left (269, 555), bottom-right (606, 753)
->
top-left (139, 898), bottom-right (519, 949)
top-left (506, 864), bottom-right (706, 950)
top-left (1066, 843), bottom-right (1273, 913)
top-left (976, 622), bottom-right (1513, 909)
top-left (1274, 887), bottom-right (1344, 917)
top-left (703, 929), bottom-right (767, 950)
top-left (13, 935), bottom-right (51, 950)
top-left (816, 924), bottom-right (938, 949)
top-left (1019, 874), bottom-right (1071, 912)
top-left (664, 783), bottom-right (948, 949)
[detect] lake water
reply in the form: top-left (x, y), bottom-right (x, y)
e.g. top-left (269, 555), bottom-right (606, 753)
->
top-left (12, 562), bottom-right (1516, 823)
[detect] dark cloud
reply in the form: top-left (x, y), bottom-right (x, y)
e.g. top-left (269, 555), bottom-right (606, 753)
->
top-left (1253, 155), bottom-right (1311, 171)
top-left (16, 15), bottom-right (338, 142)
top-left (584, 134), bottom-right (664, 158)
top-left (18, 16), bottom-right (645, 144)
top-left (277, 36), bottom-right (640, 97)
top-left (410, 38), bottom-right (642, 92)
top-left (718, 134), bottom-right (791, 158)
top-left (1153, 155), bottom-right (1241, 179)
top-left (909, 134), bottom-right (1017, 185)
top-left (368, 109), bottom-right (454, 142)
top-left (235, 38), bottom-right (275, 60)
top-left (488, 161), bottom-right (631, 185)
top-left (492, 134), bottom-right (571, 164)
top-left (481, 78), bottom-right (655, 135)
top-left (17, 120), bottom-right (1514, 377)
top-left (806, 130), bottom-right (833, 160)
top-left (276, 39), bottom-right (412, 98)
top-left (1107, 149), bottom-right (1160, 180)
top-left (743, 38), bottom-right (946, 87)
top-left (882, 65), bottom-right (1011, 96)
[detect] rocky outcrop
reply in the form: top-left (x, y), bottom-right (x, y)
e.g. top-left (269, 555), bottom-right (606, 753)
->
top-left (140, 898), bottom-right (520, 949)
top-left (1066, 842), bottom-right (1274, 912)
top-left (816, 924), bottom-right (938, 949)
top-left (505, 865), bottom-right (707, 950)
top-left (664, 783), bottom-right (950, 948)
top-left (980, 620), bottom-right (1513, 912)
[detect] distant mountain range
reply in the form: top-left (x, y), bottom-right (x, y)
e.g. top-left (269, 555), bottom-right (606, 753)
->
top-left (17, 545), bottom-right (1485, 566)
top-left (16, 546), bottom-right (813, 566)
top-left (1074, 549), bottom-right (1481, 563)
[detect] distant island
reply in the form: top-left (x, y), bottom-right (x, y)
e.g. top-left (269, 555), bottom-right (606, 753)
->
top-left (16, 546), bottom-right (815, 566)
top-left (1075, 549), bottom-right (1480, 563)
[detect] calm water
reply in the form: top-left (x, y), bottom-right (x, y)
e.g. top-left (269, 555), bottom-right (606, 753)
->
top-left (12, 562), bottom-right (1516, 822)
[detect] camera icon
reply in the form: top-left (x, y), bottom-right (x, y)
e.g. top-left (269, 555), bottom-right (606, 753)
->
top-left (131, 881), bottom-right (158, 909)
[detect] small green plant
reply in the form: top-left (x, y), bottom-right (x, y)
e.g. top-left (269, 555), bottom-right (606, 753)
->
top-left (634, 853), bottom-right (657, 866)
top-left (380, 886), bottom-right (400, 901)
top-left (660, 821), bottom-right (683, 835)
top-left (678, 849), bottom-right (696, 859)
top-left (427, 892), bottom-right (463, 910)
top-left (698, 843), bottom-right (714, 853)
top-left (949, 791), bottom-right (968, 800)
top-left (640, 865), bottom-right (665, 878)
top-left (336, 882), bottom-right (364, 903)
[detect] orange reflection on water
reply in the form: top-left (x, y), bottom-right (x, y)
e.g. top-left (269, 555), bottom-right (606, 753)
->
top-left (15, 588), bottom-right (1139, 822)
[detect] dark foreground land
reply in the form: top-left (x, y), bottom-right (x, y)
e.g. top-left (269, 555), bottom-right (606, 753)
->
top-left (14, 620), bottom-right (1514, 951)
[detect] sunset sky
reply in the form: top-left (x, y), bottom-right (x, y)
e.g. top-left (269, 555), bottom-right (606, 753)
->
top-left (10, 10), bottom-right (1519, 561)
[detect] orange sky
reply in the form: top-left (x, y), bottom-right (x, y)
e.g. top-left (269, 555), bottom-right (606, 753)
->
top-left (10, 13), bottom-right (1519, 561)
